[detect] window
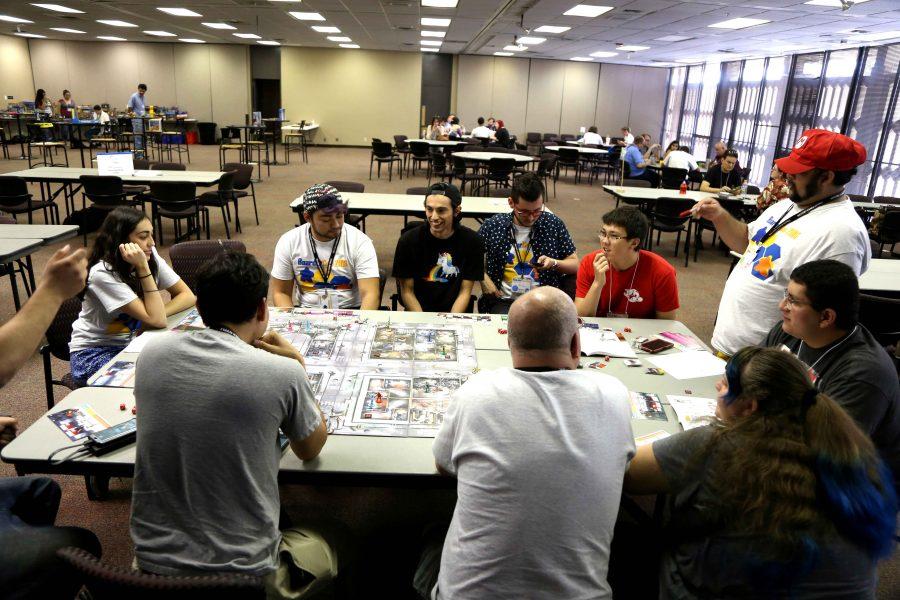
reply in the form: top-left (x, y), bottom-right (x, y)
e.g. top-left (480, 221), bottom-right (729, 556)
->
top-left (815, 49), bottom-right (859, 132)
top-left (750, 57), bottom-right (789, 185)
top-left (661, 67), bottom-right (686, 147)
top-left (779, 53), bottom-right (824, 155)
top-left (677, 65), bottom-right (704, 149)
top-left (692, 63), bottom-right (720, 161)
top-left (709, 61), bottom-right (743, 153)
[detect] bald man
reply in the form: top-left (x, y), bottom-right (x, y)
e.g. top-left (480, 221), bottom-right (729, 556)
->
top-left (415, 287), bottom-right (636, 599)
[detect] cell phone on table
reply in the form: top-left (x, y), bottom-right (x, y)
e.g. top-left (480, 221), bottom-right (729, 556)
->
top-left (639, 339), bottom-right (675, 354)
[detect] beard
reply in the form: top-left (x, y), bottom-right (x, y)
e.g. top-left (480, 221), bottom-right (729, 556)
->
top-left (789, 175), bottom-right (821, 204)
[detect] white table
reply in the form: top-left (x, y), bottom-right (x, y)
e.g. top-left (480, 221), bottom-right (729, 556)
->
top-left (0, 224), bottom-right (80, 308)
top-left (406, 139), bottom-right (467, 147)
top-left (0, 238), bottom-right (43, 309)
top-left (860, 259), bottom-right (900, 293)
top-left (290, 192), bottom-right (510, 222)
top-left (452, 151), bottom-right (536, 164)
top-left (546, 145), bottom-right (609, 155)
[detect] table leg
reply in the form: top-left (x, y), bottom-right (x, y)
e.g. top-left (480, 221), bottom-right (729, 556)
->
top-left (25, 255), bottom-right (36, 291)
top-left (6, 263), bottom-right (22, 311)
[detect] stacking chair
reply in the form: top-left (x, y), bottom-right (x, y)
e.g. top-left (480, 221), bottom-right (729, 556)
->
top-left (40, 296), bottom-right (83, 409)
top-left (405, 186), bottom-right (429, 196)
top-left (871, 209), bottom-right (900, 257)
top-left (693, 197), bottom-right (744, 262)
top-left (429, 151), bottom-right (453, 185)
top-left (370, 142), bottom-right (403, 181)
top-left (324, 180), bottom-right (367, 231)
top-left (525, 132), bottom-right (542, 156)
top-left (485, 158), bottom-right (517, 194)
top-left (198, 172), bottom-right (238, 239)
top-left (660, 167), bottom-right (688, 190)
top-left (0, 214), bottom-right (33, 311)
top-left (170, 239), bottom-right (246, 292)
top-left (408, 141), bottom-right (432, 177)
top-left (150, 180), bottom-right (205, 244)
top-left (284, 121), bottom-right (309, 164)
top-left (245, 127), bottom-right (270, 179)
top-left (218, 128), bottom-right (244, 170)
top-left (874, 195), bottom-right (900, 205)
top-left (160, 119), bottom-right (190, 164)
top-left (122, 158), bottom-right (152, 201)
top-left (556, 148), bottom-right (581, 182)
top-left (79, 175), bottom-right (140, 243)
top-left (848, 193), bottom-right (870, 203)
top-left (605, 146), bottom-right (623, 184)
top-left (27, 123), bottom-right (68, 168)
top-left (646, 197), bottom-right (695, 266)
top-left (0, 175), bottom-right (60, 224)
top-left (223, 162), bottom-right (259, 228)
top-left (451, 155), bottom-right (486, 196)
top-left (858, 294), bottom-right (900, 349)
top-left (150, 162), bottom-right (187, 171)
top-left (535, 154), bottom-right (558, 200)
top-left (394, 135), bottom-right (411, 172)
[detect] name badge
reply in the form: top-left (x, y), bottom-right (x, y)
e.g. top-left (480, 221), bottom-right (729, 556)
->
top-left (318, 289), bottom-right (337, 310)
top-left (510, 277), bottom-right (535, 296)
top-left (606, 312), bottom-right (628, 318)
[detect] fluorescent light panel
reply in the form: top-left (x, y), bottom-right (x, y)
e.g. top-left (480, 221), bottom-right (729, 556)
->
top-left (805, 0), bottom-right (870, 5)
top-left (15, 32), bottom-right (46, 38)
top-left (708, 17), bottom-right (770, 29)
top-left (853, 30), bottom-right (900, 42)
top-left (421, 17), bottom-right (451, 27)
top-left (312, 25), bottom-right (340, 33)
top-left (233, 33), bottom-right (261, 39)
top-left (618, 45), bottom-right (649, 51)
top-left (421, 31), bottom-right (446, 38)
top-left (202, 22), bottom-right (236, 30)
top-left (517, 36), bottom-right (545, 45)
top-left (494, 52), bottom-right (513, 56)
top-left (421, 0), bottom-right (458, 7)
top-left (257, 40), bottom-right (280, 45)
top-left (340, 43), bottom-right (359, 48)
top-left (421, 47), bottom-right (439, 52)
top-left (50, 27), bottom-right (85, 33)
top-left (655, 35), bottom-right (692, 42)
top-left (676, 58), bottom-right (703, 63)
top-left (97, 36), bottom-right (127, 41)
top-left (570, 56), bottom-right (593, 61)
top-left (590, 50), bottom-right (617, 57)
top-left (157, 7), bottom-right (202, 17)
top-left (504, 45), bottom-right (527, 51)
top-left (144, 30), bottom-right (176, 37)
top-left (534, 25), bottom-right (570, 33)
top-left (328, 36), bottom-right (352, 42)
top-left (421, 40), bottom-right (442, 46)
top-left (97, 19), bottom-right (138, 27)
top-left (32, 4), bottom-right (84, 13)
top-left (288, 12), bottom-right (325, 21)
top-left (563, 5), bottom-right (614, 18)
top-left (0, 15), bottom-right (34, 23)
top-left (179, 38), bottom-right (205, 43)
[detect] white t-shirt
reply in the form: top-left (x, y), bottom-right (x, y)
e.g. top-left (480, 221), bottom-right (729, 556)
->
top-left (712, 197), bottom-right (870, 355)
top-left (471, 126), bottom-right (494, 139)
top-left (433, 368), bottom-right (635, 600)
top-left (499, 223), bottom-right (535, 299)
top-left (622, 132), bottom-right (634, 145)
top-left (663, 150), bottom-right (698, 172)
top-left (69, 247), bottom-right (181, 352)
top-left (271, 223), bottom-right (380, 309)
top-left (580, 131), bottom-right (603, 145)
top-left (93, 110), bottom-right (110, 124)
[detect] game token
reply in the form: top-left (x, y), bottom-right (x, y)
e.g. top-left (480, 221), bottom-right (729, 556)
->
top-left (119, 403), bottom-right (126, 411)
top-left (587, 361), bottom-right (606, 369)
top-left (498, 329), bottom-right (508, 334)
top-left (624, 327), bottom-right (632, 333)
top-left (131, 406), bottom-right (137, 415)
top-left (604, 356), bottom-right (610, 362)
top-left (684, 389), bottom-right (693, 395)
top-left (616, 332), bottom-right (626, 341)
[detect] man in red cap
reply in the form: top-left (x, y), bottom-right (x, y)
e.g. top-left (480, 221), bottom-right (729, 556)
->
top-left (692, 129), bottom-right (870, 358)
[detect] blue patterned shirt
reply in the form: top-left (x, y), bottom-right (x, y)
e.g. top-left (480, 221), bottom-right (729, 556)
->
top-left (477, 212), bottom-right (576, 290)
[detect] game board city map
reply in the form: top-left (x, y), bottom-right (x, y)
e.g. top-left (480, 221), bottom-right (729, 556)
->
top-left (174, 308), bottom-right (479, 438)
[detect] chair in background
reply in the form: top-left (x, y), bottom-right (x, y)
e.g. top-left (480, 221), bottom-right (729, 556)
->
top-left (848, 193), bottom-right (870, 203)
top-left (324, 180), bottom-right (367, 231)
top-left (485, 158), bottom-right (516, 194)
top-left (27, 123), bottom-right (69, 168)
top-left (858, 293), bottom-right (900, 350)
top-left (244, 127), bottom-right (270, 180)
top-left (79, 175), bottom-right (141, 244)
top-left (489, 187), bottom-right (512, 198)
top-left (56, 547), bottom-right (266, 600)
top-left (0, 214), bottom-right (33, 311)
top-left (394, 135), bottom-right (411, 173)
top-left (451, 155), bottom-right (486, 196)
top-left (40, 296), bottom-right (83, 409)
top-left (693, 197), bottom-right (745, 262)
top-left (169, 240), bottom-right (247, 292)
top-left (159, 119), bottom-right (191, 164)
top-left (874, 195), bottom-right (900, 205)
top-left (604, 146), bottom-right (623, 184)
top-left (535, 154), bottom-right (558, 200)
top-left (745, 185), bottom-right (760, 195)
top-left (223, 162), bottom-right (259, 228)
top-left (407, 141), bottom-right (432, 178)
top-left (645, 197), bottom-right (695, 266)
top-left (0, 175), bottom-right (60, 224)
top-left (871, 209), bottom-right (900, 257)
top-left (525, 132), bottom-right (542, 156)
top-left (370, 141), bottom-right (403, 182)
top-left (150, 162), bottom-right (187, 171)
top-left (429, 151), bottom-right (453, 185)
top-left (149, 181), bottom-right (205, 244)
top-left (556, 148), bottom-right (581, 182)
top-left (660, 167), bottom-right (688, 190)
top-left (218, 128), bottom-right (244, 171)
top-left (198, 172), bottom-right (238, 239)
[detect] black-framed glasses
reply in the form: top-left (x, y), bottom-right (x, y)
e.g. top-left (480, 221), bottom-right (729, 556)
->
top-left (598, 230), bottom-right (627, 241)
top-left (513, 206), bottom-right (544, 218)
top-left (782, 289), bottom-right (811, 308)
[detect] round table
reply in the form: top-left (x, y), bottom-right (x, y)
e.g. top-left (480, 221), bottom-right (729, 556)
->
top-left (407, 139), bottom-right (468, 146)
top-left (545, 145), bottom-right (609, 154)
top-left (452, 151), bottom-right (536, 163)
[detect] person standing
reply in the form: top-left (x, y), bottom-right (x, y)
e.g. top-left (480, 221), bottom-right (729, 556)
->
top-left (57, 90), bottom-right (76, 118)
top-left (127, 83), bottom-right (148, 158)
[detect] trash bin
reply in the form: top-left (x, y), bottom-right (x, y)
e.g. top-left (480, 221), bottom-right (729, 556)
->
top-left (197, 122), bottom-right (217, 145)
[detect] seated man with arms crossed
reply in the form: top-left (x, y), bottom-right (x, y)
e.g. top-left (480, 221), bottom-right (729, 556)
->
top-left (392, 183), bottom-right (484, 313)
top-left (477, 172), bottom-right (578, 314)
top-left (131, 250), bottom-right (335, 598)
top-left (700, 148), bottom-right (743, 194)
top-left (414, 286), bottom-right (635, 599)
top-left (763, 259), bottom-right (900, 492)
top-left (574, 207), bottom-right (679, 319)
top-left (271, 184), bottom-right (380, 310)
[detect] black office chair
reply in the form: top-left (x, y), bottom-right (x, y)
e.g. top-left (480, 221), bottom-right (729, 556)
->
top-left (79, 175), bottom-right (140, 244)
top-left (40, 297), bottom-right (83, 409)
top-left (408, 141), bottom-right (432, 177)
top-left (149, 181), bottom-right (205, 244)
top-left (198, 172), bottom-right (238, 239)
top-left (646, 197), bottom-right (695, 266)
top-left (660, 167), bottom-right (688, 190)
top-left (0, 175), bottom-right (59, 224)
top-left (323, 180), bottom-right (367, 231)
top-left (370, 142), bottom-right (402, 181)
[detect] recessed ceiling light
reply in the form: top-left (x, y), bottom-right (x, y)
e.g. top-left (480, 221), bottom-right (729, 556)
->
top-left (563, 5), bottom-right (614, 18)
top-left (590, 50), bottom-right (618, 57)
top-left (233, 33), bottom-right (261, 39)
top-left (504, 45), bottom-right (527, 51)
top-left (517, 36), bottom-right (546, 45)
top-left (31, 4), bottom-right (84, 13)
top-left (421, 40), bottom-right (442, 46)
top-left (97, 19), bottom-right (138, 27)
top-left (654, 35), bottom-right (693, 42)
top-left (328, 36), bottom-right (352, 42)
top-left (534, 25), bottom-right (571, 34)
top-left (676, 58), bottom-right (703, 63)
top-left (421, 47), bottom-right (439, 52)
top-left (617, 45), bottom-right (649, 52)
top-left (312, 25), bottom-right (341, 33)
top-left (494, 51), bottom-right (514, 56)
top-left (15, 32), bottom-right (46, 38)
top-left (50, 27), bottom-right (85, 33)
top-left (570, 56), bottom-right (593, 61)
top-left (805, 0), bottom-right (871, 5)
top-left (202, 22), bottom-right (236, 30)
top-left (422, 0), bottom-right (458, 7)
top-left (179, 38), bottom-right (205, 43)
top-left (97, 36), bottom-right (127, 41)
top-left (421, 30), bottom-right (446, 38)
top-left (0, 15), bottom-right (34, 23)
top-left (288, 11), bottom-right (325, 21)
top-left (257, 40), bottom-right (281, 46)
top-left (340, 43), bottom-right (360, 48)
top-left (144, 30), bottom-right (177, 37)
top-left (852, 30), bottom-right (900, 42)
top-left (157, 7), bottom-right (202, 17)
top-left (709, 17), bottom-right (770, 29)
top-left (421, 17), bottom-right (451, 27)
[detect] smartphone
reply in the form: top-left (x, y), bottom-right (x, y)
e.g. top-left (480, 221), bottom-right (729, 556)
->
top-left (640, 339), bottom-right (675, 354)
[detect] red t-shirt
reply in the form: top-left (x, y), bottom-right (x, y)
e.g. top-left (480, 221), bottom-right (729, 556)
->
top-left (575, 249), bottom-right (679, 318)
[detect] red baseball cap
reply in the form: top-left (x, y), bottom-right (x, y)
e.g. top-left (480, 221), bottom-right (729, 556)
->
top-left (775, 129), bottom-right (866, 174)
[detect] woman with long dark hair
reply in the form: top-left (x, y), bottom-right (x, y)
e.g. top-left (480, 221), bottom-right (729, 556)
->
top-left (625, 347), bottom-right (897, 597)
top-left (34, 88), bottom-right (51, 119)
top-left (69, 207), bottom-right (195, 384)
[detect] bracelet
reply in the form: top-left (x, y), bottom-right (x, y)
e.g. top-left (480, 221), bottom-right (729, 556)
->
top-left (553, 259), bottom-right (559, 269)
top-left (137, 272), bottom-right (153, 279)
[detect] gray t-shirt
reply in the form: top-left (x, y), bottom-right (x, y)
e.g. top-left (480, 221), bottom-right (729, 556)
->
top-left (653, 427), bottom-right (877, 599)
top-left (69, 248), bottom-right (181, 352)
top-left (433, 368), bottom-right (636, 599)
top-left (131, 328), bottom-right (322, 576)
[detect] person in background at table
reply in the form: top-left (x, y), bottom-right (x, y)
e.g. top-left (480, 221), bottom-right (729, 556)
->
top-left (486, 117), bottom-right (498, 131)
top-left (427, 116), bottom-right (448, 141)
top-left (392, 183), bottom-right (484, 313)
top-left (625, 347), bottom-right (897, 599)
top-left (86, 104), bottom-right (110, 143)
top-left (700, 149), bottom-right (742, 193)
top-left (68, 207), bottom-right (196, 385)
top-left (447, 116), bottom-right (465, 139)
top-left (663, 145), bottom-right (699, 172)
top-left (578, 125), bottom-right (603, 146)
top-left (444, 114), bottom-right (456, 129)
top-left (641, 133), bottom-right (662, 162)
top-left (692, 129), bottom-right (870, 358)
top-left (708, 141), bottom-right (727, 168)
top-left (661, 140), bottom-right (680, 163)
top-left (493, 119), bottom-right (511, 149)
top-left (58, 90), bottom-right (76, 119)
top-left (127, 83), bottom-right (148, 159)
top-left (271, 184), bottom-right (380, 311)
top-left (616, 126), bottom-right (635, 147)
top-left (471, 117), bottom-right (494, 140)
top-left (33, 88), bottom-right (51, 120)
top-left (756, 162), bottom-right (791, 212)
top-left (623, 136), bottom-right (660, 187)
top-left (131, 250), bottom-right (338, 597)
top-left (414, 286), bottom-right (635, 600)
top-left (477, 172), bottom-right (578, 315)
top-left (574, 206), bottom-right (679, 319)
top-left (762, 260), bottom-right (900, 493)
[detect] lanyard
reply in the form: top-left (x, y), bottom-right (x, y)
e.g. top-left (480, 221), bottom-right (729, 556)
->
top-left (308, 227), bottom-right (341, 286)
top-left (758, 192), bottom-right (843, 245)
top-left (719, 167), bottom-right (736, 190)
top-left (797, 325), bottom-right (858, 385)
top-left (607, 252), bottom-right (640, 317)
top-left (509, 223), bottom-right (535, 269)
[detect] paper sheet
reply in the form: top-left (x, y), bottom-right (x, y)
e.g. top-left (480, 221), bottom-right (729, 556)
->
top-left (123, 331), bottom-right (162, 354)
top-left (667, 395), bottom-right (718, 430)
top-left (579, 327), bottom-right (636, 358)
top-left (634, 430), bottom-right (671, 447)
top-left (646, 350), bottom-right (725, 379)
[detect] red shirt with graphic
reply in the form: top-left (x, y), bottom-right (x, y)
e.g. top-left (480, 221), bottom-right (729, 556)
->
top-left (575, 249), bottom-right (680, 318)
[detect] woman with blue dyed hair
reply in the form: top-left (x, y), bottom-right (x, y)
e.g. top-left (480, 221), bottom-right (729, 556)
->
top-left (625, 346), bottom-right (897, 598)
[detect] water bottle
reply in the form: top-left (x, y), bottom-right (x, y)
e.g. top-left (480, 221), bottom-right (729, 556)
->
top-left (679, 180), bottom-right (687, 195)
top-left (740, 182), bottom-right (749, 196)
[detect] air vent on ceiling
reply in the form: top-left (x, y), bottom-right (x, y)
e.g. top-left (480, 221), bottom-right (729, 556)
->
top-left (622, 9), bottom-right (643, 13)
top-left (849, 29), bottom-right (868, 33)
top-left (396, 26), bottom-right (415, 31)
top-left (385, 1), bottom-right (416, 5)
top-left (717, 49), bottom-right (738, 54)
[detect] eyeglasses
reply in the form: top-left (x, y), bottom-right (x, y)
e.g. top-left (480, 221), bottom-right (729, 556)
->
top-left (513, 206), bottom-right (544, 218)
top-left (782, 289), bottom-right (811, 308)
top-left (598, 230), bottom-right (627, 242)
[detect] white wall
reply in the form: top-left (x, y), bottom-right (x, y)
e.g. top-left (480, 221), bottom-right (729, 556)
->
top-left (0, 35), bottom-right (34, 102)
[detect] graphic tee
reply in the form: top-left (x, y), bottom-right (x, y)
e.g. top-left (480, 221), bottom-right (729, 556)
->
top-left (500, 223), bottom-right (539, 299)
top-left (272, 223), bottom-right (380, 309)
top-left (575, 249), bottom-right (679, 318)
top-left (392, 224), bottom-right (484, 312)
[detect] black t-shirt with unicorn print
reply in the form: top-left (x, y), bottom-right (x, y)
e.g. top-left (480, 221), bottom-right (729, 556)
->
top-left (392, 222), bottom-right (484, 312)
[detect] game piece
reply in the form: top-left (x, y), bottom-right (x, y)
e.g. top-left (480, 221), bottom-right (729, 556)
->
top-left (119, 403), bottom-right (126, 411)
top-left (588, 361), bottom-right (606, 369)
top-left (624, 359), bottom-right (641, 367)
top-left (131, 406), bottom-right (137, 415)
top-left (498, 328), bottom-right (508, 334)
top-left (615, 332), bottom-right (626, 341)
top-left (604, 356), bottom-right (610, 362)
top-left (645, 367), bottom-right (665, 375)
top-left (624, 327), bottom-right (632, 333)
top-left (684, 389), bottom-right (693, 395)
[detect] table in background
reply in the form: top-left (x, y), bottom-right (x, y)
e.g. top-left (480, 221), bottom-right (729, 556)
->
top-left (406, 139), bottom-right (468, 148)
top-left (452, 151), bottom-right (535, 164)
top-left (290, 192), bottom-right (509, 224)
top-left (547, 145), bottom-right (609, 155)
top-left (281, 123), bottom-right (319, 145)
top-left (0, 224), bottom-right (79, 307)
top-left (0, 114), bottom-right (37, 159)
top-left (0, 238), bottom-right (43, 309)
top-left (860, 259), bottom-right (900, 293)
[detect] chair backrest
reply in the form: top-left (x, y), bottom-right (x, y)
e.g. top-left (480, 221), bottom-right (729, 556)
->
top-left (372, 141), bottom-right (393, 158)
top-left (393, 135), bottom-right (409, 149)
top-left (324, 180), bottom-right (364, 193)
top-left (79, 175), bottom-right (126, 204)
top-left (858, 294), bottom-right (900, 347)
top-left (0, 176), bottom-right (30, 200)
top-left (526, 132), bottom-right (541, 143)
top-left (559, 134), bottom-right (576, 142)
top-left (745, 185), bottom-right (761, 195)
top-left (847, 193), bottom-right (870, 203)
top-left (623, 178), bottom-right (651, 188)
top-left (542, 133), bottom-right (557, 141)
top-left (45, 296), bottom-right (82, 361)
top-left (151, 162), bottom-right (187, 171)
top-left (409, 141), bottom-right (430, 157)
top-left (405, 187), bottom-right (429, 196)
top-left (216, 170), bottom-right (236, 194)
top-left (432, 152), bottom-right (448, 171)
top-left (464, 144), bottom-right (483, 152)
top-left (222, 162), bottom-right (253, 189)
top-left (56, 547), bottom-right (265, 600)
top-left (169, 240), bottom-right (247, 292)
top-left (660, 167), bottom-right (688, 189)
top-left (489, 187), bottom-right (512, 198)
top-left (537, 154), bottom-right (557, 175)
top-left (149, 181), bottom-right (197, 207)
top-left (878, 209), bottom-right (900, 240)
top-left (133, 158), bottom-right (151, 170)
top-left (558, 148), bottom-right (579, 163)
top-left (874, 195), bottom-right (900, 205)
top-left (0, 215), bottom-right (15, 224)
top-left (487, 157), bottom-right (516, 176)
top-left (651, 197), bottom-right (695, 222)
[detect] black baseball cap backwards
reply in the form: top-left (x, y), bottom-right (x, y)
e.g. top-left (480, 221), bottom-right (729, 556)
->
top-left (426, 182), bottom-right (462, 209)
